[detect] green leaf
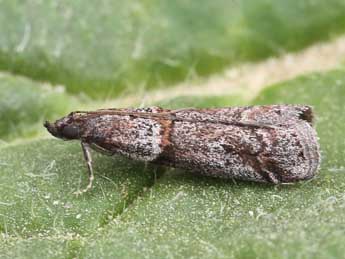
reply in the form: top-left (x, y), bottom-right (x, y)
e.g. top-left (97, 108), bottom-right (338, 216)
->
top-left (1, 69), bottom-right (345, 257)
top-left (0, 73), bottom-right (78, 141)
top-left (76, 69), bottom-right (345, 258)
top-left (0, 139), bottom-right (160, 237)
top-left (0, 238), bottom-right (82, 259)
top-left (1, 0), bottom-right (344, 98)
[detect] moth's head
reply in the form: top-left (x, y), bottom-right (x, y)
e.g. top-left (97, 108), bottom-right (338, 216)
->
top-left (44, 112), bottom-right (85, 140)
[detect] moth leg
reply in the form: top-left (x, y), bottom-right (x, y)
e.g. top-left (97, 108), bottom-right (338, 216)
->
top-left (74, 142), bottom-right (95, 195)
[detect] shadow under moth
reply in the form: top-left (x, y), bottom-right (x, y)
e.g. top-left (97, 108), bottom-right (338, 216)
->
top-left (44, 105), bottom-right (320, 194)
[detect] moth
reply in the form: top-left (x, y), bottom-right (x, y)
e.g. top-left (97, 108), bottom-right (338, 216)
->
top-left (44, 105), bottom-right (320, 193)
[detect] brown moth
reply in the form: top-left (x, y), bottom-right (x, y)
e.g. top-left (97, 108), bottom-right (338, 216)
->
top-left (44, 105), bottom-right (320, 193)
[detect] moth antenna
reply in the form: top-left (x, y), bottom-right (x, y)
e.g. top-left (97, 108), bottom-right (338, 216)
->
top-left (74, 142), bottom-right (95, 195)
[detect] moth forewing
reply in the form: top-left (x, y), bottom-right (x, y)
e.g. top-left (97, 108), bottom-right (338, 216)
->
top-left (44, 105), bottom-right (321, 193)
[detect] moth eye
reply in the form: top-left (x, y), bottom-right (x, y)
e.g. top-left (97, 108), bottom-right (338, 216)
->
top-left (62, 125), bottom-right (80, 139)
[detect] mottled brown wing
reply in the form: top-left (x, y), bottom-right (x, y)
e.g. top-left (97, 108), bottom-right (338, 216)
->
top-left (171, 105), bottom-right (314, 126)
top-left (71, 105), bottom-right (314, 128)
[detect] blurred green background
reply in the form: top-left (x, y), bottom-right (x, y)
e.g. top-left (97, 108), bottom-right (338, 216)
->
top-left (1, 0), bottom-right (345, 98)
top-left (1, 1), bottom-right (345, 258)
